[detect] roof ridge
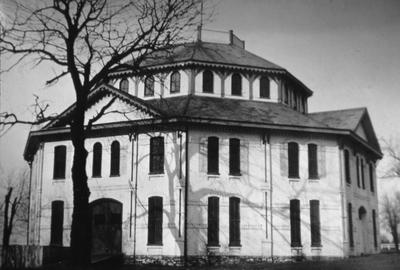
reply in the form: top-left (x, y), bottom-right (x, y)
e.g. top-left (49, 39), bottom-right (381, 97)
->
top-left (310, 107), bottom-right (367, 115)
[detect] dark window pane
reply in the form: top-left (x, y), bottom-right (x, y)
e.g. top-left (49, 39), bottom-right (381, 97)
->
top-left (372, 210), bottom-right (377, 248)
top-left (231, 73), bottom-right (242, 96)
top-left (290, 199), bottom-right (301, 247)
top-left (356, 157), bottom-right (360, 188)
top-left (229, 138), bottom-right (241, 175)
top-left (288, 142), bottom-right (299, 178)
top-left (170, 71), bottom-right (180, 93)
top-left (344, 150), bottom-right (351, 184)
top-left (148, 196), bottom-right (163, 245)
top-left (53, 145), bottom-right (66, 179)
top-left (203, 70), bottom-right (214, 93)
top-left (260, 76), bottom-right (270, 98)
top-left (308, 144), bottom-right (318, 179)
top-left (229, 197), bottom-right (240, 246)
top-left (361, 159), bottom-right (365, 189)
top-left (310, 200), bottom-right (321, 246)
top-left (111, 213), bottom-right (122, 225)
top-left (50, 201), bottom-right (64, 246)
top-left (207, 137), bottom-right (219, 174)
top-left (144, 76), bottom-right (154, 96)
top-left (94, 214), bottom-right (105, 225)
top-left (150, 137), bottom-right (164, 174)
top-left (92, 142), bottom-right (102, 177)
top-left (348, 203), bottom-right (354, 247)
top-left (208, 197), bottom-right (219, 246)
top-left (119, 79), bottom-right (129, 92)
top-left (110, 141), bottom-right (120, 176)
top-left (369, 164), bottom-right (375, 192)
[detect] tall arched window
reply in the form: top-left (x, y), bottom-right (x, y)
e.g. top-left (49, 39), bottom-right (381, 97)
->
top-left (229, 197), bottom-right (240, 246)
top-left (92, 142), bottom-right (102, 177)
top-left (290, 199), bottom-right (301, 247)
top-left (50, 200), bottom-right (64, 246)
top-left (310, 200), bottom-right (321, 246)
top-left (348, 203), bottom-right (354, 247)
top-left (208, 196), bottom-right (219, 246)
top-left (207, 137), bottom-right (219, 174)
top-left (119, 78), bottom-right (129, 92)
top-left (231, 73), bottom-right (242, 96)
top-left (308, 144), bottom-right (318, 179)
top-left (53, 145), bottom-right (67, 179)
top-left (170, 71), bottom-right (180, 93)
top-left (260, 76), bottom-right (270, 98)
top-left (150, 137), bottom-right (164, 174)
top-left (144, 76), bottom-right (154, 96)
top-left (203, 70), bottom-right (214, 93)
top-left (288, 142), bottom-right (299, 178)
top-left (344, 149), bottom-right (351, 184)
top-left (369, 163), bottom-right (375, 192)
top-left (110, 141), bottom-right (120, 176)
top-left (148, 196), bottom-right (163, 245)
top-left (229, 138), bottom-right (240, 175)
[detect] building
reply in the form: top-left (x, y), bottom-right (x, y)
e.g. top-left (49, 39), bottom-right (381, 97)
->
top-left (24, 30), bottom-right (382, 264)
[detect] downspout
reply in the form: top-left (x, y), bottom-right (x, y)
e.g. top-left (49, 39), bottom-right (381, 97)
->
top-left (27, 160), bottom-right (33, 246)
top-left (133, 133), bottom-right (139, 263)
top-left (338, 143), bottom-right (347, 257)
top-left (129, 135), bottom-right (134, 239)
top-left (184, 127), bottom-right (189, 265)
top-left (268, 134), bottom-right (274, 261)
top-left (37, 144), bottom-right (44, 244)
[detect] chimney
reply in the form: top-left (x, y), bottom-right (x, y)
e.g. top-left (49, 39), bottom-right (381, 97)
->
top-left (229, 30), bottom-right (245, 49)
top-left (197, 25), bottom-right (202, 42)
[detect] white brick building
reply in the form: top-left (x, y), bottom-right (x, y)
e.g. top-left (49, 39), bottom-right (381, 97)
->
top-left (24, 31), bottom-right (382, 264)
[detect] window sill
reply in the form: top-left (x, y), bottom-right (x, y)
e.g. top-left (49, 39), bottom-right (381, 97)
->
top-left (92, 176), bottom-right (102, 179)
top-left (311, 244), bottom-right (322, 248)
top-left (229, 176), bottom-right (241, 181)
top-left (110, 174), bottom-right (120, 177)
top-left (147, 244), bottom-right (163, 247)
top-left (229, 172), bottom-right (242, 176)
top-left (53, 177), bottom-right (66, 181)
top-left (289, 178), bottom-right (300, 182)
top-left (207, 174), bottom-right (220, 181)
top-left (149, 174), bottom-right (165, 180)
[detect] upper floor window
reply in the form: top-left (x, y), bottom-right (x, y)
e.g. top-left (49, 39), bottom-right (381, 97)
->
top-left (361, 159), bottom-right (365, 189)
top-left (229, 197), bottom-right (240, 246)
top-left (110, 141), bottom-right (120, 176)
top-left (203, 70), bottom-right (214, 93)
top-left (344, 149), bottom-right (351, 184)
top-left (148, 196), bottom-right (163, 245)
top-left (144, 75), bottom-right (155, 96)
top-left (92, 142), bottom-right (102, 177)
top-left (293, 94), bottom-right (298, 110)
top-left (288, 142), bottom-right (299, 178)
top-left (53, 145), bottom-right (66, 179)
top-left (308, 144), bottom-right (318, 179)
top-left (208, 196), bottom-right (219, 246)
top-left (369, 163), bottom-right (375, 192)
top-left (310, 200), bottom-right (321, 247)
top-left (207, 137), bottom-right (219, 174)
top-left (356, 156), bottom-right (361, 188)
top-left (284, 86), bottom-right (289, 104)
top-left (119, 78), bottom-right (129, 92)
top-left (231, 73), bottom-right (242, 96)
top-left (150, 137), bottom-right (164, 174)
top-left (290, 199), bottom-right (301, 247)
top-left (260, 76), bottom-right (270, 98)
top-left (170, 71), bottom-right (180, 93)
top-left (50, 200), bottom-right (64, 246)
top-left (229, 138), bottom-right (241, 176)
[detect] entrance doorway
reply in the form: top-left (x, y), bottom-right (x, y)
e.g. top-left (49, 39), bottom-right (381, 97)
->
top-left (90, 199), bottom-right (122, 256)
top-left (358, 206), bottom-right (368, 254)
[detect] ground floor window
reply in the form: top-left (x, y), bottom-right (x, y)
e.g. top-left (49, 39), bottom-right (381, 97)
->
top-left (148, 196), bottom-right (163, 245)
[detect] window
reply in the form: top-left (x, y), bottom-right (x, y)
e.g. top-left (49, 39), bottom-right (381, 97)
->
top-left (229, 138), bottom-right (241, 175)
top-left (203, 70), bottom-right (214, 93)
top-left (369, 163), bottom-right (375, 192)
top-left (53, 145), bottom-right (66, 179)
top-left (170, 71), bottom-right (180, 93)
top-left (361, 159), bottom-right (365, 189)
top-left (144, 76), bottom-right (154, 96)
top-left (150, 137), bottom-right (164, 174)
top-left (207, 137), bottom-right (219, 174)
top-left (290, 199), bottom-right (301, 247)
top-left (110, 141), bottom-right (120, 176)
top-left (293, 94), bottom-right (298, 110)
top-left (208, 197), bottom-right (219, 246)
top-left (92, 142), bottom-right (102, 177)
top-left (348, 203), bottom-right (354, 247)
top-left (119, 78), bottom-right (129, 92)
top-left (344, 150), bottom-right (351, 184)
top-left (284, 86), bottom-right (289, 104)
top-left (231, 73), bottom-right (242, 96)
top-left (310, 200), bottom-right (321, 246)
top-left (148, 196), bottom-right (163, 245)
top-left (50, 201), bottom-right (64, 246)
top-left (372, 209), bottom-right (377, 248)
top-left (260, 76), bottom-right (270, 98)
top-left (308, 144), bottom-right (318, 179)
top-left (288, 142), bottom-right (299, 178)
top-left (229, 197), bottom-right (240, 246)
top-left (356, 157), bottom-right (360, 188)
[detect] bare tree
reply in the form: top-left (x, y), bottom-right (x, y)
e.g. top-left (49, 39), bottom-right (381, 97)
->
top-left (381, 138), bottom-right (400, 177)
top-left (381, 192), bottom-right (400, 251)
top-left (0, 0), bottom-right (204, 266)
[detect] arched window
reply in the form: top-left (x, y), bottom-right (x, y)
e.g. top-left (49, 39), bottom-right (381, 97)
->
top-left (229, 138), bottom-right (240, 175)
top-left (344, 150), bottom-right (351, 184)
top-left (92, 142), bottom-right (102, 177)
top-left (170, 71), bottom-right (180, 93)
top-left (288, 142), bottom-right (299, 178)
top-left (119, 78), bottom-right (129, 92)
top-left (290, 199), bottom-right (301, 247)
top-left (50, 200), bottom-right (64, 246)
top-left (110, 141), bottom-right (120, 176)
top-left (308, 144), bottom-right (318, 179)
top-left (231, 73), bottom-right (242, 96)
top-left (310, 200), bottom-right (321, 247)
top-left (203, 70), bottom-right (214, 93)
top-left (144, 76), bottom-right (154, 96)
top-left (208, 196), bottom-right (219, 246)
top-left (148, 196), bottom-right (163, 245)
top-left (356, 156), bottom-right (360, 188)
top-left (369, 163), bottom-right (375, 192)
top-left (207, 137), bottom-right (219, 174)
top-left (150, 137), bottom-right (164, 174)
top-left (260, 76), bottom-right (270, 98)
top-left (53, 145), bottom-right (67, 179)
top-left (361, 159), bottom-right (365, 189)
top-left (229, 197), bottom-right (240, 246)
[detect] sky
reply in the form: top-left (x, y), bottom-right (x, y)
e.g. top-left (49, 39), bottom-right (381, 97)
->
top-left (1, 0), bottom-right (400, 175)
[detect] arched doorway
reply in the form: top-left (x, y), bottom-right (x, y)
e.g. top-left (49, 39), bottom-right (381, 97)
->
top-left (90, 198), bottom-right (122, 256)
top-left (358, 206), bottom-right (368, 254)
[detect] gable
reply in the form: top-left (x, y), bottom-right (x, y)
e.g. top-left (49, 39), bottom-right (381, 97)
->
top-left (355, 123), bottom-right (368, 141)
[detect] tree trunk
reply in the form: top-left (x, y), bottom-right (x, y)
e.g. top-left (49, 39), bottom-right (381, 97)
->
top-left (392, 226), bottom-right (399, 251)
top-left (2, 188), bottom-right (12, 268)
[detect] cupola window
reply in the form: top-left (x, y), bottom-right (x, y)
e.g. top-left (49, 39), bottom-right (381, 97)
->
top-left (144, 75), bottom-right (155, 96)
top-left (170, 71), bottom-right (180, 93)
top-left (231, 73), bottom-right (242, 96)
top-left (119, 78), bottom-right (129, 92)
top-left (260, 76), bottom-right (270, 98)
top-left (203, 70), bottom-right (214, 93)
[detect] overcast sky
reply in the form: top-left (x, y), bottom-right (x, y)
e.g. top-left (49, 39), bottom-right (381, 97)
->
top-left (1, 0), bottom-right (400, 174)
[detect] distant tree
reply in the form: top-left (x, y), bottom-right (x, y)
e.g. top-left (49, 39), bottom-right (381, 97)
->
top-left (381, 138), bottom-right (400, 177)
top-left (381, 192), bottom-right (400, 251)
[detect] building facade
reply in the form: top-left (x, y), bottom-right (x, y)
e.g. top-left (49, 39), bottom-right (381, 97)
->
top-left (24, 31), bottom-right (382, 264)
